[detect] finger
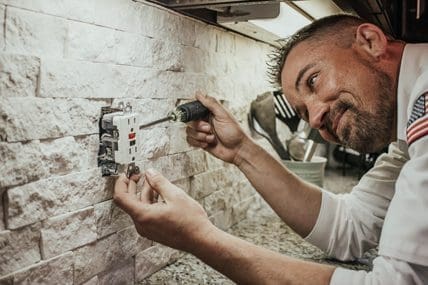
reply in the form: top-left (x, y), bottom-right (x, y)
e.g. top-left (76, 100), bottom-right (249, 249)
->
top-left (145, 168), bottom-right (177, 201)
top-left (140, 177), bottom-right (152, 204)
top-left (195, 92), bottom-right (228, 118)
top-left (113, 174), bottom-right (143, 216)
top-left (186, 135), bottom-right (208, 149)
top-left (188, 120), bottom-right (212, 133)
top-left (128, 178), bottom-right (137, 195)
top-left (114, 173), bottom-right (129, 195)
top-left (186, 127), bottom-right (213, 142)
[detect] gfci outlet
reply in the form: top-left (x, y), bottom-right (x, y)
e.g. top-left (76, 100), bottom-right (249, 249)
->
top-left (98, 102), bottom-right (141, 176)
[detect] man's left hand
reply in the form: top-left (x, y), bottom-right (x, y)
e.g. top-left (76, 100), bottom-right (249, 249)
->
top-left (113, 169), bottom-right (215, 251)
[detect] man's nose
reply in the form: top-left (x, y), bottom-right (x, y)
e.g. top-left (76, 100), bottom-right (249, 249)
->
top-left (307, 102), bottom-right (328, 129)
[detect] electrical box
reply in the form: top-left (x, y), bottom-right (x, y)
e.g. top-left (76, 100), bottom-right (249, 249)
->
top-left (98, 102), bottom-right (141, 177)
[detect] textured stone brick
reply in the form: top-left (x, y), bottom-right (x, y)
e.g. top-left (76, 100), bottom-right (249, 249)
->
top-left (0, 5), bottom-right (4, 50)
top-left (135, 244), bottom-right (181, 281)
top-left (95, 200), bottom-right (133, 238)
top-left (40, 58), bottom-right (214, 99)
top-left (231, 180), bottom-right (256, 205)
top-left (74, 233), bottom-right (132, 284)
top-left (142, 150), bottom-right (207, 182)
top-left (0, 135), bottom-right (98, 189)
top-left (0, 97), bottom-right (106, 141)
top-left (41, 207), bottom-right (97, 259)
top-left (5, 7), bottom-right (67, 57)
top-left (0, 53), bottom-right (40, 98)
top-left (202, 189), bottom-right (232, 216)
top-left (0, 0), bottom-right (154, 35)
top-left (0, 0), bottom-right (98, 25)
top-left (98, 258), bottom-right (134, 285)
top-left (0, 194), bottom-right (5, 231)
top-left (6, 168), bottom-right (114, 229)
top-left (139, 127), bottom-right (170, 159)
top-left (172, 178), bottom-right (191, 194)
top-left (12, 252), bottom-right (73, 285)
top-left (81, 276), bottom-right (98, 285)
top-left (0, 223), bottom-right (41, 276)
top-left (167, 125), bottom-right (193, 155)
top-left (231, 195), bottom-right (260, 225)
top-left (190, 168), bottom-right (233, 199)
top-left (209, 210), bottom-right (233, 230)
top-left (116, 227), bottom-right (152, 257)
top-left (0, 141), bottom-right (46, 188)
top-left (0, 274), bottom-right (13, 285)
top-left (67, 21), bottom-right (154, 67)
top-left (194, 24), bottom-right (219, 53)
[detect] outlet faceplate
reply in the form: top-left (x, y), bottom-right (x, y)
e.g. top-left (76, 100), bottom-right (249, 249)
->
top-left (98, 102), bottom-right (140, 176)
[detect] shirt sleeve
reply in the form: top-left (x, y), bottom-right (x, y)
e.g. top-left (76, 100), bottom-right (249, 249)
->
top-left (330, 256), bottom-right (428, 285)
top-left (305, 142), bottom-right (408, 261)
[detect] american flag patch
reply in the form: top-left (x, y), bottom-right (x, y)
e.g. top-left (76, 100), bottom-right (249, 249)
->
top-left (407, 93), bottom-right (428, 146)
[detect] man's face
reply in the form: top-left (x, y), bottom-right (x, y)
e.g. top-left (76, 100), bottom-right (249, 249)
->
top-left (281, 40), bottom-right (395, 153)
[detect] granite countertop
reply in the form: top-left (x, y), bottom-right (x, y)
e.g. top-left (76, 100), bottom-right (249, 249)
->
top-left (141, 168), bottom-right (377, 284)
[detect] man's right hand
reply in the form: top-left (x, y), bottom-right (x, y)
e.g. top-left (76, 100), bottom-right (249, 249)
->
top-left (186, 92), bottom-right (250, 165)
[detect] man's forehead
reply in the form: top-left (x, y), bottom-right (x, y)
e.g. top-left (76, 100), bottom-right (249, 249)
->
top-left (281, 41), bottom-right (316, 85)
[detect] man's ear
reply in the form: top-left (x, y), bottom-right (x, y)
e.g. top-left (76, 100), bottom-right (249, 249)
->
top-left (355, 23), bottom-right (388, 59)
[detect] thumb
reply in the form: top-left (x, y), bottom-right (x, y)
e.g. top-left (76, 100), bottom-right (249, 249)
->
top-left (195, 92), bottom-right (228, 119)
top-left (144, 169), bottom-right (176, 201)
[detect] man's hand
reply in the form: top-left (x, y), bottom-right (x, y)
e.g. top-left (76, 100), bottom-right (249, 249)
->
top-left (186, 92), bottom-right (250, 165)
top-left (113, 169), bottom-right (214, 251)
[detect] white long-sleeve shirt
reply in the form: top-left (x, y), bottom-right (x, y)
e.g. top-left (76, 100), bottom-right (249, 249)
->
top-left (305, 43), bottom-right (428, 284)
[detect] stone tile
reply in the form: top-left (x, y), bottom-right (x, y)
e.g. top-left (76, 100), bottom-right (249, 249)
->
top-left (5, 7), bottom-right (67, 57)
top-left (0, 53), bottom-right (39, 98)
top-left (0, 97), bottom-right (106, 141)
top-left (6, 169), bottom-right (114, 229)
top-left (135, 244), bottom-right (181, 281)
top-left (0, 5), bottom-right (4, 50)
top-left (40, 58), bottom-right (156, 99)
top-left (73, 234), bottom-right (129, 284)
top-left (12, 252), bottom-right (73, 285)
top-left (231, 195), bottom-right (257, 225)
top-left (0, 223), bottom-right (41, 276)
top-left (167, 125), bottom-right (193, 155)
top-left (0, 135), bottom-right (98, 189)
top-left (116, 227), bottom-right (152, 258)
top-left (209, 210), bottom-right (233, 231)
top-left (0, 274), bottom-right (13, 285)
top-left (139, 127), bottom-right (170, 159)
top-left (67, 21), bottom-right (154, 67)
top-left (41, 207), bottom-right (97, 259)
top-left (81, 276), bottom-right (98, 285)
top-left (40, 58), bottom-right (212, 99)
top-left (95, 200), bottom-right (133, 238)
top-left (189, 168), bottom-right (232, 200)
top-left (98, 258), bottom-right (134, 285)
top-left (0, 0), bottom-right (98, 25)
top-left (0, 194), bottom-right (5, 231)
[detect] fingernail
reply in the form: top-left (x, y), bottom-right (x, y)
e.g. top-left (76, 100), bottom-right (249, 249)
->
top-left (146, 168), bottom-right (156, 177)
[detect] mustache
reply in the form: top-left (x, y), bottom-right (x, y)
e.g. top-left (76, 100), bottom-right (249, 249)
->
top-left (325, 101), bottom-right (353, 141)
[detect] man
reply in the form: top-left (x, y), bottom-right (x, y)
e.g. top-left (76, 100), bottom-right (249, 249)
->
top-left (114, 14), bottom-right (428, 284)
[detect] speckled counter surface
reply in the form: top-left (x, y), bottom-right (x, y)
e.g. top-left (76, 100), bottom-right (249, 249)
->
top-left (141, 168), bottom-right (377, 284)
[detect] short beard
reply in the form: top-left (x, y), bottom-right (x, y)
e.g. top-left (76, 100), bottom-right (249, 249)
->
top-left (331, 65), bottom-right (394, 153)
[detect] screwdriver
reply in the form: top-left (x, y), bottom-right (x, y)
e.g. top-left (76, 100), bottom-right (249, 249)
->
top-left (139, 100), bottom-right (210, 129)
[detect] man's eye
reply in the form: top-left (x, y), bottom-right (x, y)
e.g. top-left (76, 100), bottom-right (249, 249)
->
top-left (307, 73), bottom-right (318, 88)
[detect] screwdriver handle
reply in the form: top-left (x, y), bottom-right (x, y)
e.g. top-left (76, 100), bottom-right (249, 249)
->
top-left (175, 101), bottom-right (210, 123)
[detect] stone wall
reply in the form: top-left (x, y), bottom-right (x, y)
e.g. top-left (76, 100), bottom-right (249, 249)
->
top-left (0, 0), bottom-right (274, 283)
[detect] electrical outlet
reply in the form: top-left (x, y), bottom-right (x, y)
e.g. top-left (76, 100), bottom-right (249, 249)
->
top-left (98, 102), bottom-right (140, 176)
